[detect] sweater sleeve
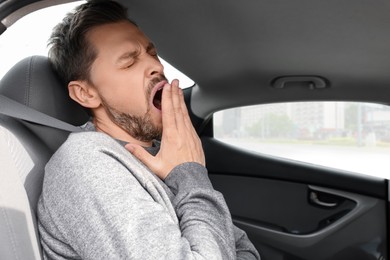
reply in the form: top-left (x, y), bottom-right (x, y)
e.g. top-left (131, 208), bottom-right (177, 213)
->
top-left (165, 163), bottom-right (260, 260)
top-left (234, 225), bottom-right (261, 259)
top-left (38, 138), bottom-right (259, 260)
top-left (164, 162), bottom-right (236, 259)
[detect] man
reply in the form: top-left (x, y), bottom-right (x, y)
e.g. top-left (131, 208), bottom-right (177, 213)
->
top-left (37, 1), bottom-right (260, 259)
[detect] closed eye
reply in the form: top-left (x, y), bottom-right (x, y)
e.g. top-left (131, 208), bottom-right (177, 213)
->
top-left (124, 60), bottom-right (136, 69)
top-left (117, 49), bottom-right (139, 69)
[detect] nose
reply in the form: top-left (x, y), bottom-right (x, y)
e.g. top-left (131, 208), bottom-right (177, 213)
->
top-left (145, 55), bottom-right (164, 77)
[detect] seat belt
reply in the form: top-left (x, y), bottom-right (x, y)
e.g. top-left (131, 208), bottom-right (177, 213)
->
top-left (0, 94), bottom-right (82, 132)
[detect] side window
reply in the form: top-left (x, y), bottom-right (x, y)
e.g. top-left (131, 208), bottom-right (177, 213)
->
top-left (213, 102), bottom-right (390, 179)
top-left (0, 2), bottom-right (85, 79)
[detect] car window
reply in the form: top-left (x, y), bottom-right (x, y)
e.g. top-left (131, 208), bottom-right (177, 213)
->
top-left (213, 102), bottom-right (390, 179)
top-left (0, 1), bottom-right (194, 88)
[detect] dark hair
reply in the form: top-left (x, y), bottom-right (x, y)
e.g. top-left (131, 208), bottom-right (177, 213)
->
top-left (48, 0), bottom-right (137, 84)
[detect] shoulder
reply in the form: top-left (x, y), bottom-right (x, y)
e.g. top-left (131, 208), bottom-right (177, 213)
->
top-left (46, 132), bottom-right (108, 173)
top-left (63, 131), bottom-right (120, 150)
top-left (40, 131), bottom-right (150, 213)
top-left (51, 131), bottom-right (123, 163)
top-left (43, 132), bottom-right (132, 192)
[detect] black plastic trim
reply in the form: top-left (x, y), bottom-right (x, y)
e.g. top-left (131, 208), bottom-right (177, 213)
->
top-left (203, 136), bottom-right (387, 199)
top-left (0, 22), bottom-right (5, 35)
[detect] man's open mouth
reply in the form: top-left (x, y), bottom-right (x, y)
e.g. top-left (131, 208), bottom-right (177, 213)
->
top-left (153, 87), bottom-right (163, 110)
top-left (150, 79), bottom-right (167, 111)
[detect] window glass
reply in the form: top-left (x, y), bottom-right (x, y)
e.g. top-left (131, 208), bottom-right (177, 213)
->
top-left (0, 1), bottom-right (194, 88)
top-left (214, 102), bottom-right (390, 179)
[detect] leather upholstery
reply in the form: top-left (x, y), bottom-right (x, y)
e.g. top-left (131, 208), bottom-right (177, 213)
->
top-left (0, 55), bottom-right (89, 125)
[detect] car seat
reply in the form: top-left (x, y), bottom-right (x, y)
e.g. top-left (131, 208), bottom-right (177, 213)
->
top-left (0, 56), bottom-right (89, 260)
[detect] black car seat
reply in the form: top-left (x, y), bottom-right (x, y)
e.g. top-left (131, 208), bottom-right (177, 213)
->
top-left (0, 55), bottom-right (89, 260)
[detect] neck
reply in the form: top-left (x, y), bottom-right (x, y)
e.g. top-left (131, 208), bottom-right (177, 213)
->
top-left (93, 117), bottom-right (153, 147)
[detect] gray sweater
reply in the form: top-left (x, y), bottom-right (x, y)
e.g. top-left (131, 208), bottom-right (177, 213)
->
top-left (37, 130), bottom-right (260, 259)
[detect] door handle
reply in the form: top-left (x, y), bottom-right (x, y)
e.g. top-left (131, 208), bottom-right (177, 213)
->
top-left (234, 185), bottom-right (377, 256)
top-left (309, 191), bottom-right (338, 208)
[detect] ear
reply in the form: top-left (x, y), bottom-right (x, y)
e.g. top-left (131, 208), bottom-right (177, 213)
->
top-left (68, 80), bottom-right (101, 109)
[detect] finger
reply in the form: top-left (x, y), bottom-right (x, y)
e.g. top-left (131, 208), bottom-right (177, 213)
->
top-left (177, 86), bottom-right (194, 131)
top-left (171, 78), bottom-right (179, 88)
top-left (176, 87), bottom-right (199, 139)
top-left (161, 83), bottom-right (176, 131)
top-left (171, 80), bottom-right (189, 131)
top-left (171, 80), bottom-right (182, 115)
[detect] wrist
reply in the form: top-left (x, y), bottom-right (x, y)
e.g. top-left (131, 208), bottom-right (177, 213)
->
top-left (164, 162), bottom-right (211, 195)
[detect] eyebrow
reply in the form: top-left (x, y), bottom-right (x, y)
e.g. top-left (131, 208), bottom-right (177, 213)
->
top-left (116, 42), bottom-right (156, 65)
top-left (116, 50), bottom-right (139, 65)
top-left (146, 42), bottom-right (156, 53)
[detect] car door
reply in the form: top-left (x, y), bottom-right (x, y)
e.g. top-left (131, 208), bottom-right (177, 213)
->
top-left (197, 103), bottom-right (388, 260)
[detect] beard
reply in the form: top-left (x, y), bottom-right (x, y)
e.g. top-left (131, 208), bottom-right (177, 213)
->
top-left (99, 76), bottom-right (167, 142)
top-left (101, 100), bottom-right (162, 142)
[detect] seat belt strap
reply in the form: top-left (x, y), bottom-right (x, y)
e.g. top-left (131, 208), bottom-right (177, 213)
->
top-left (0, 95), bottom-right (82, 132)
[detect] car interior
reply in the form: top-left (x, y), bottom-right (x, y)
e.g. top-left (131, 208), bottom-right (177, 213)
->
top-left (0, 55), bottom-right (89, 259)
top-left (0, 1), bottom-right (389, 260)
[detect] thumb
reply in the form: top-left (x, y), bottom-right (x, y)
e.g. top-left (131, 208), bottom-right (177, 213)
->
top-left (125, 143), bottom-right (155, 167)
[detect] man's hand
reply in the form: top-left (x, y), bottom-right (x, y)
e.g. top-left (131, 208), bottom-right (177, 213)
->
top-left (125, 79), bottom-right (205, 180)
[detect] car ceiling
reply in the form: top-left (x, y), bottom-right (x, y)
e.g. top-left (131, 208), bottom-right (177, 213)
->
top-left (1, 0), bottom-right (390, 119)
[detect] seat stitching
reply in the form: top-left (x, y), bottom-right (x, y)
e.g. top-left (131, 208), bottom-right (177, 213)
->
top-left (24, 57), bottom-right (34, 107)
top-left (0, 205), bottom-right (20, 260)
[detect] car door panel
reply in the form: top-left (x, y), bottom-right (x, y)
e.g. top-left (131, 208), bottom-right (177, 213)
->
top-left (203, 137), bottom-right (388, 260)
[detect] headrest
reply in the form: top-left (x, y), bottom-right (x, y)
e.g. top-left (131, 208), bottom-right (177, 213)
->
top-left (0, 56), bottom-right (89, 126)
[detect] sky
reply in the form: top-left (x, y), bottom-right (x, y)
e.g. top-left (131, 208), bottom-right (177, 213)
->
top-left (0, 1), bottom-right (194, 87)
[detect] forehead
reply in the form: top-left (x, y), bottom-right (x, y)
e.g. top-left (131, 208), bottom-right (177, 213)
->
top-left (87, 21), bottom-right (150, 54)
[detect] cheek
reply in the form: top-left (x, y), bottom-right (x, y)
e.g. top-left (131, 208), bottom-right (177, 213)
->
top-left (114, 85), bottom-right (150, 116)
top-left (125, 91), bottom-right (149, 113)
top-left (108, 89), bottom-right (147, 115)
top-left (91, 62), bottom-right (149, 114)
